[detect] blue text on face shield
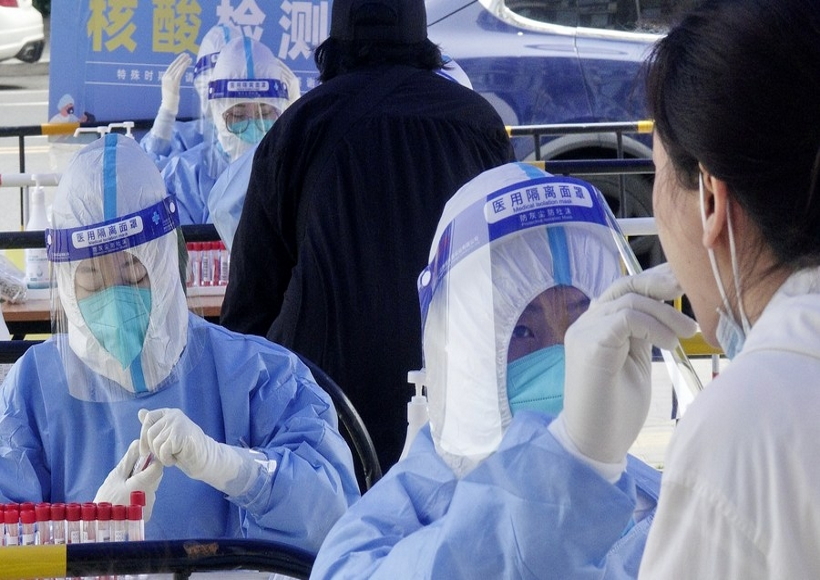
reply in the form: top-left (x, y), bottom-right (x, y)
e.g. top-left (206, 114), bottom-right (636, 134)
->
top-left (229, 118), bottom-right (274, 144)
top-left (78, 286), bottom-right (152, 369)
top-left (506, 344), bottom-right (565, 417)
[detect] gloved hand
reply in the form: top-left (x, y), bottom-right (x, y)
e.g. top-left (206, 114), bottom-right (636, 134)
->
top-left (550, 263), bottom-right (698, 481)
top-left (150, 52), bottom-right (192, 140)
top-left (94, 439), bottom-right (163, 522)
top-left (139, 408), bottom-right (268, 497)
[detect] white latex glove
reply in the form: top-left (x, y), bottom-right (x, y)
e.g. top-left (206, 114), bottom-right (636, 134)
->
top-left (150, 52), bottom-right (192, 141)
top-left (161, 52), bottom-right (191, 116)
top-left (94, 439), bottom-right (163, 522)
top-left (139, 408), bottom-right (268, 497)
top-left (550, 263), bottom-right (698, 481)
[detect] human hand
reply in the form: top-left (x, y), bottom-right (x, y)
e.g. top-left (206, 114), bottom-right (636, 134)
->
top-left (160, 53), bottom-right (192, 117)
top-left (558, 263), bottom-right (697, 468)
top-left (94, 439), bottom-right (163, 522)
top-left (139, 408), bottom-right (266, 496)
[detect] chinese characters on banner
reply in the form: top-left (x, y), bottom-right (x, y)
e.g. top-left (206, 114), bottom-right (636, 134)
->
top-left (50, 0), bottom-right (329, 126)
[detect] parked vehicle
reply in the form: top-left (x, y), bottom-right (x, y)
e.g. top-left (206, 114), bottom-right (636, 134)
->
top-left (0, 0), bottom-right (44, 63)
top-left (427, 0), bottom-right (678, 266)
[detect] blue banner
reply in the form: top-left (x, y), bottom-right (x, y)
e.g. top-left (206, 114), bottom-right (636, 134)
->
top-left (48, 1), bottom-right (329, 127)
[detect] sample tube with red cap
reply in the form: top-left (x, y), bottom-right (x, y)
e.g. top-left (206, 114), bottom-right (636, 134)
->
top-left (111, 505), bottom-right (127, 542)
top-left (51, 503), bottom-right (66, 545)
top-left (3, 508), bottom-right (19, 546)
top-left (128, 490), bottom-right (145, 541)
top-left (20, 508), bottom-right (36, 546)
top-left (66, 503), bottom-right (82, 545)
top-left (35, 502), bottom-right (52, 545)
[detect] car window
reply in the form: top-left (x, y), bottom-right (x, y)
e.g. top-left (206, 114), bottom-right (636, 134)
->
top-left (505, 0), bottom-right (684, 33)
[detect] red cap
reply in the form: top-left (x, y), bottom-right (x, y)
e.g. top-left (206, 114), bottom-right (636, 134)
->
top-left (50, 503), bottom-right (66, 520)
top-left (35, 503), bottom-right (51, 522)
top-left (112, 504), bottom-right (127, 521)
top-left (130, 491), bottom-right (146, 507)
top-left (20, 509), bottom-right (36, 525)
top-left (65, 503), bottom-right (81, 522)
top-left (127, 504), bottom-right (143, 521)
top-left (81, 503), bottom-right (97, 521)
top-left (20, 502), bottom-right (35, 511)
top-left (96, 502), bottom-right (112, 521)
top-left (4, 509), bottom-right (19, 525)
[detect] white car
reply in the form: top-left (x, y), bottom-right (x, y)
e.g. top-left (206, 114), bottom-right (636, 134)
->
top-left (0, 0), bottom-right (44, 63)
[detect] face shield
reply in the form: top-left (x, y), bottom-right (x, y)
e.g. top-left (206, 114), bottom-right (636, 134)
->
top-left (46, 134), bottom-right (190, 401)
top-left (418, 162), bottom-right (627, 476)
top-left (208, 36), bottom-right (300, 164)
top-left (193, 23), bottom-right (242, 120)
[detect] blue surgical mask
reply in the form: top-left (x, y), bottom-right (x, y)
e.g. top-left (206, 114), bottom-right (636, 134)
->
top-left (78, 286), bottom-right (152, 369)
top-left (229, 118), bottom-right (274, 144)
top-left (506, 344), bottom-right (565, 417)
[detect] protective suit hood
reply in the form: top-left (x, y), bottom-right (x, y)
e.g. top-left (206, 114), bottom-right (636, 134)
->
top-left (209, 36), bottom-right (300, 163)
top-left (418, 162), bottom-right (625, 476)
top-left (47, 134), bottom-right (189, 399)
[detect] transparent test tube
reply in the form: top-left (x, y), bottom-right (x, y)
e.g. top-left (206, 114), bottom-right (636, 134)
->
top-left (66, 503), bottom-right (82, 545)
top-left (51, 503), bottom-right (66, 545)
top-left (4, 508), bottom-right (19, 546)
top-left (112, 504), bottom-right (127, 542)
top-left (96, 502), bottom-right (112, 542)
top-left (20, 509), bottom-right (36, 546)
top-left (35, 502), bottom-right (52, 545)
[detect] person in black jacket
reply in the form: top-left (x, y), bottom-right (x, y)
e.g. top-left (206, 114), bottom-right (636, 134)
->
top-left (221, 0), bottom-right (515, 473)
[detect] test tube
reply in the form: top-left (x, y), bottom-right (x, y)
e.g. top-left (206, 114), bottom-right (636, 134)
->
top-left (96, 502), bottom-right (112, 542)
top-left (66, 503), bottom-right (82, 545)
top-left (51, 503), bottom-right (66, 545)
top-left (20, 508), bottom-right (36, 546)
top-left (4, 508), bottom-right (19, 546)
top-left (112, 505), bottom-right (127, 542)
top-left (81, 502), bottom-right (97, 543)
top-left (35, 502), bottom-right (52, 545)
top-left (126, 505), bottom-right (143, 541)
top-left (218, 242), bottom-right (229, 286)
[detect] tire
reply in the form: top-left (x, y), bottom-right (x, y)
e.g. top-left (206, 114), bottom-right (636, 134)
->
top-left (584, 173), bottom-right (665, 270)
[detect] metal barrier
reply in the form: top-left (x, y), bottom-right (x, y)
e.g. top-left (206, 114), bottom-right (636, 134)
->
top-left (0, 538), bottom-right (314, 580)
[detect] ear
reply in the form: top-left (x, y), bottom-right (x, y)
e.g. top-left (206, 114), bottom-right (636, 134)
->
top-left (699, 165), bottom-right (729, 250)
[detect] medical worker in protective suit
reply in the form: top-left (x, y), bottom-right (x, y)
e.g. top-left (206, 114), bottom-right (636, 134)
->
top-left (140, 23), bottom-right (243, 170)
top-left (162, 35), bottom-right (299, 224)
top-left (311, 162), bottom-right (666, 578)
top-left (0, 134), bottom-right (359, 551)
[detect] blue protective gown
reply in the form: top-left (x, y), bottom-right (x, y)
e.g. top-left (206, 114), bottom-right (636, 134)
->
top-left (311, 413), bottom-right (658, 579)
top-left (161, 142), bottom-right (221, 225)
top-left (208, 142), bottom-right (256, 251)
top-left (0, 313), bottom-right (360, 553)
top-left (140, 119), bottom-right (204, 172)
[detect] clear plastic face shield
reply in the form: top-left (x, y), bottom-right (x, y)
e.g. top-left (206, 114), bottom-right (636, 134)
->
top-left (192, 23), bottom-right (242, 129)
top-left (208, 36), bottom-right (299, 167)
top-left (46, 134), bottom-right (193, 402)
top-left (417, 162), bottom-right (704, 477)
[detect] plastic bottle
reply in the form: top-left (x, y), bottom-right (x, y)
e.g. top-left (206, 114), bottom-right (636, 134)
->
top-left (399, 369), bottom-right (429, 461)
top-left (24, 183), bottom-right (51, 290)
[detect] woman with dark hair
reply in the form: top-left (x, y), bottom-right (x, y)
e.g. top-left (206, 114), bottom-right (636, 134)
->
top-left (221, 0), bottom-right (514, 475)
top-left (546, 0), bottom-right (820, 577)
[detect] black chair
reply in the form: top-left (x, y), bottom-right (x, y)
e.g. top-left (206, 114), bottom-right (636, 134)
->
top-left (296, 353), bottom-right (383, 493)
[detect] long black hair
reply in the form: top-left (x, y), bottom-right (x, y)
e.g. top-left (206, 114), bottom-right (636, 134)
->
top-left (646, 0), bottom-right (820, 269)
